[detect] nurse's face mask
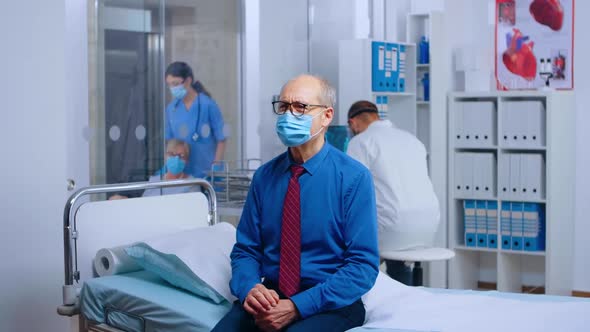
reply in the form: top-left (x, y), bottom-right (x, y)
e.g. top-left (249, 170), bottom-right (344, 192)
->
top-left (166, 76), bottom-right (188, 100)
top-left (273, 100), bottom-right (328, 147)
top-left (169, 84), bottom-right (187, 100)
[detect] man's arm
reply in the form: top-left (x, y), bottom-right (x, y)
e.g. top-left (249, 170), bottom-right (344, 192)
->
top-left (229, 172), bottom-right (265, 303)
top-left (290, 170), bottom-right (380, 318)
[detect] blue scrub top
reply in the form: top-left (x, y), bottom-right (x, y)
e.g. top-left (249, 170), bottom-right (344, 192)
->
top-left (165, 93), bottom-right (226, 178)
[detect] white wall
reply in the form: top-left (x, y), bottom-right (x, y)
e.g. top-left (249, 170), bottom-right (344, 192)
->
top-left (243, 0), bottom-right (261, 161)
top-left (572, 0), bottom-right (590, 292)
top-left (309, 0), bottom-right (371, 114)
top-left (257, 0), bottom-right (309, 162)
top-left (385, 0), bottom-right (411, 41)
top-left (65, 0), bottom-right (90, 193)
top-left (0, 1), bottom-right (70, 331)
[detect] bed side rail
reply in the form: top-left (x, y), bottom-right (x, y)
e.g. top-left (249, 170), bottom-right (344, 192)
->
top-left (58, 178), bottom-right (217, 315)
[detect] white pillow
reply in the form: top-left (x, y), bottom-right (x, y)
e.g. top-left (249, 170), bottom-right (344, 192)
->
top-left (126, 222), bottom-right (237, 303)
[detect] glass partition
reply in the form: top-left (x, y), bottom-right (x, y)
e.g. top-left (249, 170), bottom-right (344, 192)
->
top-left (88, 0), bottom-right (240, 197)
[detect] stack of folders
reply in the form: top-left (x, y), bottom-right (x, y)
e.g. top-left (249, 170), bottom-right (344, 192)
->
top-left (375, 96), bottom-right (389, 120)
top-left (501, 100), bottom-right (545, 148)
top-left (499, 153), bottom-right (545, 200)
top-left (454, 152), bottom-right (495, 198)
top-left (463, 200), bottom-right (498, 248)
top-left (454, 101), bottom-right (496, 147)
top-left (371, 41), bottom-right (406, 92)
top-left (398, 44), bottom-right (406, 92)
top-left (500, 202), bottom-right (545, 251)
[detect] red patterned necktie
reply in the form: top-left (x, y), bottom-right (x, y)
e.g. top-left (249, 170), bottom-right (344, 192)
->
top-left (279, 165), bottom-right (305, 297)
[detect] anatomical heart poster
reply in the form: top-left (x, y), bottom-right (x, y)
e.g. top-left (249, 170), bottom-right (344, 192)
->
top-left (496, 0), bottom-right (574, 90)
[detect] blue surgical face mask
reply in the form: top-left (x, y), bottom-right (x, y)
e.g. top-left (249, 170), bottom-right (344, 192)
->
top-left (275, 110), bottom-right (326, 147)
top-left (166, 156), bottom-right (186, 175)
top-left (170, 85), bottom-right (187, 100)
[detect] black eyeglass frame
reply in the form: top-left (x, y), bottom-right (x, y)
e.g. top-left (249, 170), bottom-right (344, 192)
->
top-left (272, 100), bottom-right (329, 118)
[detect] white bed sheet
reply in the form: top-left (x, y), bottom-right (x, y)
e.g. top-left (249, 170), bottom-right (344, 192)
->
top-left (358, 272), bottom-right (590, 332)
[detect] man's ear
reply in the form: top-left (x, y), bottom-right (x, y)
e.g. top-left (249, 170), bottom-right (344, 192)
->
top-left (323, 107), bottom-right (334, 126)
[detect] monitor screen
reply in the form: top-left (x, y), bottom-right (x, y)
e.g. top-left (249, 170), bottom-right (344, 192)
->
top-left (325, 125), bottom-right (352, 153)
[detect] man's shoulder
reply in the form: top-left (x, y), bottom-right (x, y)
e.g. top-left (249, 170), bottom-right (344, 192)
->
top-left (328, 145), bottom-right (371, 176)
top-left (251, 151), bottom-right (288, 181)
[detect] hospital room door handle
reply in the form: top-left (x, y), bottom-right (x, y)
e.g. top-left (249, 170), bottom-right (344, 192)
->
top-left (67, 179), bottom-right (76, 191)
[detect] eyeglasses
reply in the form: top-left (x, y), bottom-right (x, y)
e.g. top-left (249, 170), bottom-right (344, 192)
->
top-left (272, 101), bottom-right (328, 118)
top-left (167, 80), bottom-right (185, 88)
top-left (166, 152), bottom-right (187, 160)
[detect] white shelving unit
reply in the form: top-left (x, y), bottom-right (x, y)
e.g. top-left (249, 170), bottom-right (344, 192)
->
top-left (448, 91), bottom-right (575, 295)
top-left (337, 13), bottom-right (450, 289)
top-left (406, 11), bottom-right (449, 168)
top-left (406, 11), bottom-right (450, 288)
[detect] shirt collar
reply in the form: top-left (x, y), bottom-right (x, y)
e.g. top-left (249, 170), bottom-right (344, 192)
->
top-left (369, 119), bottom-right (394, 129)
top-left (173, 93), bottom-right (200, 110)
top-left (280, 142), bottom-right (332, 176)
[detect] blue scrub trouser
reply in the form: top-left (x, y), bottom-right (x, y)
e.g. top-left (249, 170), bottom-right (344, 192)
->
top-left (211, 283), bottom-right (365, 332)
top-left (385, 260), bottom-right (414, 286)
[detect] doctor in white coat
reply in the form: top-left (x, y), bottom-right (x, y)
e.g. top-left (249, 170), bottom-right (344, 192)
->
top-left (346, 100), bottom-right (440, 285)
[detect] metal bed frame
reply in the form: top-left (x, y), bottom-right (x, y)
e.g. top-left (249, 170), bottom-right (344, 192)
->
top-left (56, 178), bottom-right (217, 330)
top-left (208, 159), bottom-right (260, 212)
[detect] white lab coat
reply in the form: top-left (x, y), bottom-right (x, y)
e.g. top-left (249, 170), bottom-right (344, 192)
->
top-left (347, 120), bottom-right (440, 252)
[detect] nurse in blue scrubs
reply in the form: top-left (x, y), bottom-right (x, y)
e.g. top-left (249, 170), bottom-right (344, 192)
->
top-left (164, 62), bottom-right (226, 178)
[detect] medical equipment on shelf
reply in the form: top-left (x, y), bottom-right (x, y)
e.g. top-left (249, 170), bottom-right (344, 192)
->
top-left (421, 72), bottom-right (430, 101)
top-left (208, 159), bottom-right (260, 210)
top-left (325, 125), bottom-right (351, 152)
top-left (57, 178), bottom-right (217, 317)
top-left (419, 36), bottom-right (429, 64)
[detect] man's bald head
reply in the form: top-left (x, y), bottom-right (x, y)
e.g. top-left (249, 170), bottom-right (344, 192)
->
top-left (280, 74), bottom-right (336, 108)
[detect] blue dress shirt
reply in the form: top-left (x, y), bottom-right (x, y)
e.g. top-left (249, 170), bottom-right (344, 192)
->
top-left (230, 142), bottom-right (379, 318)
top-left (165, 93), bottom-right (225, 178)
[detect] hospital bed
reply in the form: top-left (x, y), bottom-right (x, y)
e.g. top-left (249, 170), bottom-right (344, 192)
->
top-left (56, 178), bottom-right (224, 331)
top-left (57, 179), bottom-right (590, 332)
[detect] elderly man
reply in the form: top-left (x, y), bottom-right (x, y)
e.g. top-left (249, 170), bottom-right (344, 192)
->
top-left (212, 75), bottom-right (379, 332)
top-left (346, 100), bottom-right (440, 285)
